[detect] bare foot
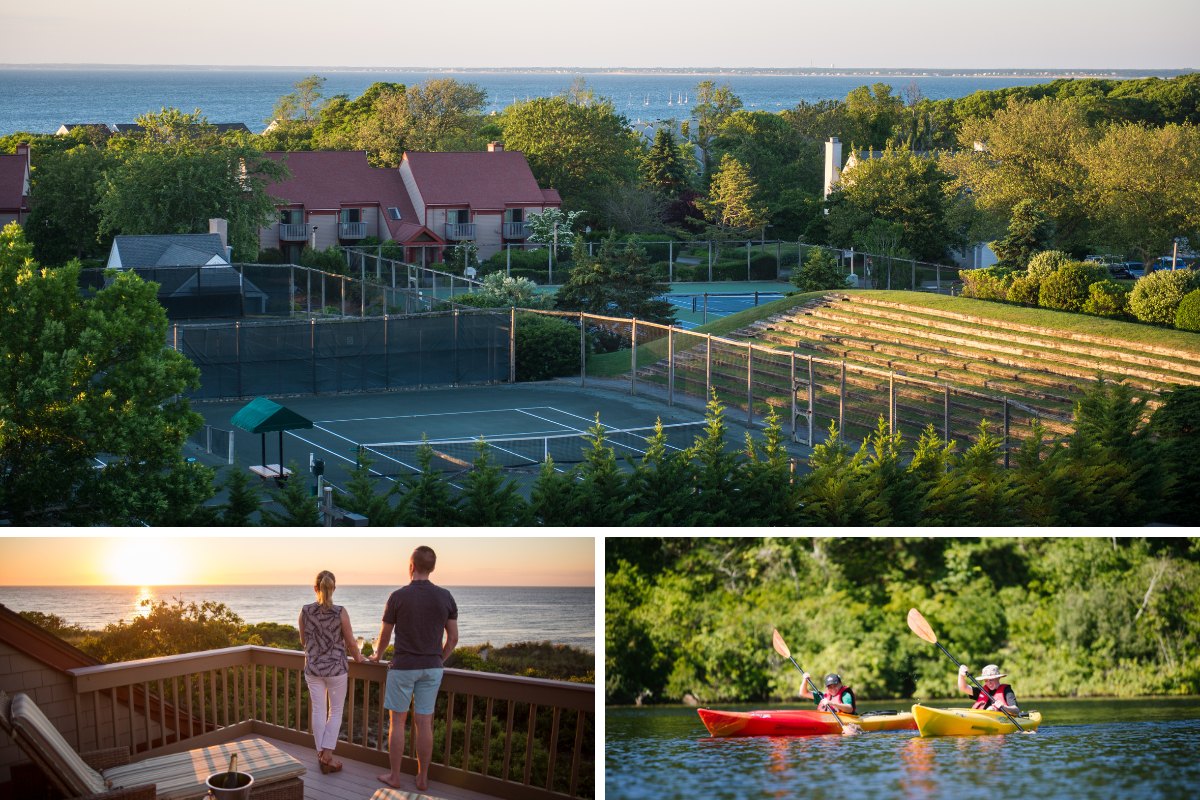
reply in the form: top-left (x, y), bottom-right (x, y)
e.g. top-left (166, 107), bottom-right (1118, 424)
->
top-left (377, 773), bottom-right (404, 788)
top-left (415, 774), bottom-right (429, 791)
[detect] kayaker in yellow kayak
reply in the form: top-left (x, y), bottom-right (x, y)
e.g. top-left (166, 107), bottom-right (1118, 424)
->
top-left (799, 672), bottom-right (858, 714)
top-left (957, 664), bottom-right (1019, 714)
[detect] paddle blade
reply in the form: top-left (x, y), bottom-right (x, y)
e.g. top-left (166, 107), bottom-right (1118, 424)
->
top-left (771, 628), bottom-right (791, 659)
top-left (907, 608), bottom-right (938, 644)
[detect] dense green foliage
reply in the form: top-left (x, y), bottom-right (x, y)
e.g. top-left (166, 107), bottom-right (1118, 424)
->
top-left (1128, 269), bottom-right (1200, 325)
top-left (1175, 289), bottom-right (1200, 331)
top-left (0, 224), bottom-right (214, 525)
top-left (554, 236), bottom-right (674, 323)
top-left (606, 537), bottom-right (1200, 705)
top-left (791, 245), bottom-right (847, 292)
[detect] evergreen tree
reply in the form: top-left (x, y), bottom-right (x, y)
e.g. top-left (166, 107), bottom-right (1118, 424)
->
top-left (260, 462), bottom-right (320, 526)
top-left (339, 451), bottom-right (404, 526)
top-left (791, 246), bottom-right (848, 292)
top-left (1150, 386), bottom-right (1200, 524)
top-left (736, 407), bottom-right (797, 525)
top-left (641, 128), bottom-right (692, 198)
top-left (797, 423), bottom-right (876, 525)
top-left (220, 464), bottom-right (262, 526)
top-left (458, 441), bottom-right (530, 526)
top-left (396, 444), bottom-right (461, 526)
top-left (686, 393), bottom-right (743, 525)
top-left (958, 422), bottom-right (1017, 525)
top-left (991, 199), bottom-right (1055, 269)
top-left (906, 424), bottom-right (964, 525)
top-left (554, 234), bottom-right (675, 323)
top-left (626, 421), bottom-right (698, 526)
top-left (568, 416), bottom-right (632, 526)
top-left (529, 457), bottom-right (578, 526)
top-left (698, 153), bottom-right (768, 234)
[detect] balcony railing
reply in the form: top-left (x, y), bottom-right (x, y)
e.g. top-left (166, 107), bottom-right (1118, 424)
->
top-left (279, 223), bottom-right (309, 242)
top-left (503, 222), bottom-right (530, 239)
top-left (66, 646), bottom-right (594, 800)
top-left (339, 222), bottom-right (367, 240)
top-left (445, 222), bottom-right (477, 240)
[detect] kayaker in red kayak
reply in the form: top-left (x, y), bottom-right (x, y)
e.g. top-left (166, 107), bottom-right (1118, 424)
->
top-left (799, 672), bottom-right (858, 714)
top-left (957, 664), bottom-right (1019, 714)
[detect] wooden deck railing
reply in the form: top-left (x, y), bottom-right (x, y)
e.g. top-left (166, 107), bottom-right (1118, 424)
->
top-left (67, 646), bottom-right (594, 800)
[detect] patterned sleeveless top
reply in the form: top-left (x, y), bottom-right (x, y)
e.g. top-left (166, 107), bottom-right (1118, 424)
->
top-left (301, 602), bottom-right (348, 677)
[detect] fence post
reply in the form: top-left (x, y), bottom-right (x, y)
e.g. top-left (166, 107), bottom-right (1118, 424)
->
top-left (340, 277), bottom-right (346, 317)
top-left (746, 242), bottom-right (751, 281)
top-left (289, 265), bottom-right (295, 315)
top-left (506, 245), bottom-right (512, 277)
top-left (383, 314), bottom-right (389, 390)
top-left (706, 334), bottom-right (713, 400)
top-left (630, 319), bottom-right (637, 396)
top-left (944, 385), bottom-right (951, 442)
top-left (746, 343), bottom-right (754, 427)
top-left (668, 241), bottom-right (674, 283)
top-left (306, 268), bottom-right (312, 315)
top-left (235, 321), bottom-right (242, 398)
top-left (228, 432), bottom-right (235, 465)
top-left (452, 309), bottom-right (459, 386)
top-left (668, 326), bottom-right (675, 406)
top-left (310, 319), bottom-right (316, 393)
top-left (206, 425), bottom-right (212, 455)
top-left (889, 371), bottom-right (896, 434)
top-left (911, 258), bottom-right (916, 290)
top-left (707, 240), bottom-right (713, 282)
top-left (807, 354), bottom-right (815, 447)
top-left (790, 351), bottom-right (797, 442)
top-left (1003, 397), bottom-right (1011, 469)
top-left (579, 312), bottom-right (586, 388)
top-left (509, 307), bottom-right (517, 384)
top-left (839, 360), bottom-right (845, 434)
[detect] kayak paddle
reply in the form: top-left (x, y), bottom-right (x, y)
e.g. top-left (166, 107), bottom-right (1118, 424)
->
top-left (906, 608), bottom-right (1030, 733)
top-left (771, 628), bottom-right (845, 732)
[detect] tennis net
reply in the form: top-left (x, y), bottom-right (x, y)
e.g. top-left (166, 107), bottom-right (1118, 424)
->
top-left (359, 421), bottom-right (708, 476)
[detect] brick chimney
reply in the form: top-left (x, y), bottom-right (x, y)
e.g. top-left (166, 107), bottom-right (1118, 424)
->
top-left (487, 141), bottom-right (504, 152)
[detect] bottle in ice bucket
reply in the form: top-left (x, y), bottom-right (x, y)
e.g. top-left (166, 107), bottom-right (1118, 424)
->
top-left (205, 752), bottom-right (255, 800)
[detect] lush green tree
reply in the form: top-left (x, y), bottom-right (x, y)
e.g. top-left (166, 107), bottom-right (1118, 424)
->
top-left (736, 407), bottom-right (800, 525)
top-left (1082, 279), bottom-right (1130, 318)
top-left (712, 110), bottom-right (818, 210)
top-left (307, 82), bottom-right (407, 164)
top-left (1150, 386), bottom-right (1200, 524)
top-left (96, 109), bottom-right (287, 260)
top-left (24, 142), bottom-right (109, 263)
top-left (625, 421), bottom-right (698, 526)
top-left (554, 235), bottom-right (674, 323)
top-left (514, 312), bottom-right (584, 381)
top-left (1175, 289), bottom-right (1200, 331)
top-left (528, 457), bottom-right (578, 526)
top-left (690, 81), bottom-right (743, 176)
top-left (842, 83), bottom-right (906, 149)
top-left (81, 599), bottom-right (245, 662)
top-left (564, 417), bottom-right (633, 526)
top-left (219, 464), bottom-right (262, 526)
top-left (0, 224), bottom-right (212, 525)
top-left (338, 451), bottom-right (405, 526)
top-left (698, 154), bottom-right (768, 235)
top-left (1081, 122), bottom-right (1200, 262)
top-left (640, 127), bottom-right (693, 198)
top-left (854, 218), bottom-right (912, 289)
top-left (992, 200), bottom-right (1055, 269)
top-left (396, 444), bottom-right (461, 526)
top-left (371, 78), bottom-right (488, 156)
top-left (791, 246), bottom-right (847, 292)
top-left (944, 98), bottom-right (1096, 251)
top-left (499, 96), bottom-right (641, 209)
top-left (683, 393), bottom-right (742, 526)
top-left (272, 75), bottom-right (327, 123)
top-left (827, 145), bottom-right (955, 262)
top-left (1037, 261), bottom-right (1107, 312)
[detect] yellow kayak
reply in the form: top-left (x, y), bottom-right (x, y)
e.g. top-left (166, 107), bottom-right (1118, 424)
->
top-left (912, 704), bottom-right (1042, 736)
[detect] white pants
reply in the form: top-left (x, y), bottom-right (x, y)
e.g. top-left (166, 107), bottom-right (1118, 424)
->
top-left (305, 672), bottom-right (348, 753)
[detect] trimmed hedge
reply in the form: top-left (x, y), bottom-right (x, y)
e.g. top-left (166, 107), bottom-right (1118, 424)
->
top-left (1128, 269), bottom-right (1200, 325)
top-left (1175, 289), bottom-right (1200, 331)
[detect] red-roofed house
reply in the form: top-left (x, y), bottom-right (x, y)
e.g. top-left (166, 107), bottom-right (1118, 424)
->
top-left (259, 143), bottom-right (560, 264)
top-left (0, 143), bottom-right (31, 228)
top-left (400, 142), bottom-right (561, 259)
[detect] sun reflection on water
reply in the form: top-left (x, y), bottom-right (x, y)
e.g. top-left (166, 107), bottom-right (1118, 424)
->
top-left (132, 586), bottom-right (157, 620)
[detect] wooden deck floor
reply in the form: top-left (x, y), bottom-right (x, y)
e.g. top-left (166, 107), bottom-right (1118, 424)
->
top-left (241, 735), bottom-right (502, 800)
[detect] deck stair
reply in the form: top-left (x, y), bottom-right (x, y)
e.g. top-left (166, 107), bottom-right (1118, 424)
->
top-left (634, 293), bottom-right (1200, 447)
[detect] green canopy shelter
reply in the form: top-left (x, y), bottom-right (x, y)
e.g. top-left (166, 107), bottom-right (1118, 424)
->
top-left (230, 397), bottom-right (313, 479)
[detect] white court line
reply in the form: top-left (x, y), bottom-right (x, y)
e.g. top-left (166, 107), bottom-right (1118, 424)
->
top-left (313, 406), bottom-right (561, 425)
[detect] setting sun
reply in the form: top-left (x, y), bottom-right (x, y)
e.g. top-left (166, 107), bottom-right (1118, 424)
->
top-left (104, 539), bottom-right (187, 586)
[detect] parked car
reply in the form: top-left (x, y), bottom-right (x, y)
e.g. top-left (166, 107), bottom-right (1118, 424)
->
top-left (1148, 256), bottom-right (1194, 272)
top-left (1125, 261), bottom-right (1146, 278)
top-left (1107, 263), bottom-right (1134, 279)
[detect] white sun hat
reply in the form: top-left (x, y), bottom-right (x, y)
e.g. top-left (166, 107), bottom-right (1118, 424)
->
top-left (975, 664), bottom-right (1007, 681)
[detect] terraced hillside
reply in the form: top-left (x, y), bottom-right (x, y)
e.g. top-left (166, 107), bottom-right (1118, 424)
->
top-left (634, 292), bottom-right (1200, 450)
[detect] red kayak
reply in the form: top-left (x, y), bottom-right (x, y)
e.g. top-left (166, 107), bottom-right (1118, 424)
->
top-left (698, 707), bottom-right (917, 737)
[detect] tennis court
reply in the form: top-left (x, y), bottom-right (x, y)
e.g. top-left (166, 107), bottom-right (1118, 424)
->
top-left (191, 382), bottom-right (713, 492)
top-left (662, 280), bottom-right (791, 329)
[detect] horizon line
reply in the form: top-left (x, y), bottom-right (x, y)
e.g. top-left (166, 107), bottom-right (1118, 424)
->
top-left (1, 583), bottom-right (594, 589)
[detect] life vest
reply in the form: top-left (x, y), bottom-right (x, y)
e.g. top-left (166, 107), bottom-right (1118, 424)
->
top-left (972, 683), bottom-right (1014, 710)
top-left (822, 685), bottom-right (857, 714)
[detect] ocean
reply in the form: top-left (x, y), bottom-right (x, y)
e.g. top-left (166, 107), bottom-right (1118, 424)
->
top-left (0, 67), bottom-right (1078, 135)
top-left (0, 584), bottom-right (594, 652)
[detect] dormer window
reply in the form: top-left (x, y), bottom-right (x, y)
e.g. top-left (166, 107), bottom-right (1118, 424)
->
top-left (387, 207), bottom-right (402, 220)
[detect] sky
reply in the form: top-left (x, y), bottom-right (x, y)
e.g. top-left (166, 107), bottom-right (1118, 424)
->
top-left (1, 1), bottom-right (1196, 71)
top-left (0, 535), bottom-right (596, 587)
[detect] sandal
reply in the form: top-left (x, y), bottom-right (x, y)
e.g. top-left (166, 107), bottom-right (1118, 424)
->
top-left (318, 751), bottom-right (343, 774)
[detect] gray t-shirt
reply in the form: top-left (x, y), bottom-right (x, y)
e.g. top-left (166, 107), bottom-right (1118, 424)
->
top-left (383, 579), bottom-right (458, 670)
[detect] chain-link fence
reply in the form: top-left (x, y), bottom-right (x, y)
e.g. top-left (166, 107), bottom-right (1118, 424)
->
top-left (528, 310), bottom-right (1073, 459)
top-left (171, 308), bottom-right (511, 400)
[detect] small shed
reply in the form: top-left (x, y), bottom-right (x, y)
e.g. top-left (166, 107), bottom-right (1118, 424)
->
top-left (230, 397), bottom-right (313, 481)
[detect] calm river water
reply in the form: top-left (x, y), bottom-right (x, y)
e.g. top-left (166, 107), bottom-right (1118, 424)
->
top-left (606, 698), bottom-right (1200, 800)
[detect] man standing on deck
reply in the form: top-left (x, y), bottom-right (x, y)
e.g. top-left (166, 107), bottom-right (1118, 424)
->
top-left (370, 545), bottom-right (459, 792)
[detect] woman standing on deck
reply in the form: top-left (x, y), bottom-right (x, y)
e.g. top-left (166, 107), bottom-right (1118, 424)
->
top-left (299, 570), bottom-right (365, 774)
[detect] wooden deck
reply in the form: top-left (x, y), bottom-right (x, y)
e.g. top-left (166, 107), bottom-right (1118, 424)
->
top-left (243, 734), bottom-right (502, 800)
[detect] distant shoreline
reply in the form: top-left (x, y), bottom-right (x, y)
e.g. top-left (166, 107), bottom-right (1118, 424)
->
top-left (1, 64), bottom-right (1193, 80)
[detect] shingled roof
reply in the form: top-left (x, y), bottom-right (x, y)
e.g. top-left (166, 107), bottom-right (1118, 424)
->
top-left (0, 146), bottom-right (31, 215)
top-left (107, 233), bottom-right (230, 269)
top-left (402, 150), bottom-right (553, 211)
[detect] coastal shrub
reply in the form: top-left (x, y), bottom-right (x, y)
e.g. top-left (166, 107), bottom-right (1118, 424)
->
top-left (1026, 250), bottom-right (1072, 278)
top-left (1175, 289), bottom-right (1200, 331)
top-left (958, 265), bottom-right (1015, 301)
top-left (455, 272), bottom-right (548, 309)
top-left (1128, 269), bottom-right (1200, 324)
top-left (1038, 262), bottom-right (1106, 312)
top-left (1083, 279), bottom-right (1130, 318)
top-left (1007, 272), bottom-right (1041, 305)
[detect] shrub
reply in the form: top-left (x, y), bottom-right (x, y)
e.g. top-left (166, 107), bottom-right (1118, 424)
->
top-left (300, 245), bottom-right (347, 274)
top-left (711, 260), bottom-right (745, 281)
top-left (1128, 269), bottom-right (1200, 325)
top-left (749, 253), bottom-right (779, 280)
top-left (958, 265), bottom-right (1015, 301)
top-left (1038, 262), bottom-right (1106, 312)
top-left (1007, 272), bottom-right (1041, 305)
top-left (514, 312), bottom-right (584, 381)
top-left (1083, 279), bottom-right (1130, 318)
top-left (1175, 289), bottom-right (1200, 331)
top-left (455, 273), bottom-right (548, 309)
top-left (482, 247), bottom-right (552, 273)
top-left (1026, 250), bottom-right (1072, 278)
top-left (792, 246), bottom-right (848, 292)
top-left (256, 247), bottom-right (286, 264)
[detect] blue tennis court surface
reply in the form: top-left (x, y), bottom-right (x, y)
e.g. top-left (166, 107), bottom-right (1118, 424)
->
top-left (664, 292), bottom-right (785, 329)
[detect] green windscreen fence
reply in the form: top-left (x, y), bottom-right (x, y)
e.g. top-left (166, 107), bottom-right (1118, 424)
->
top-left (172, 310), bottom-right (511, 399)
